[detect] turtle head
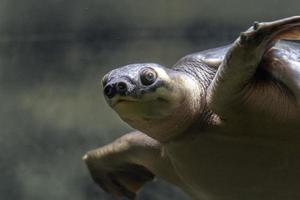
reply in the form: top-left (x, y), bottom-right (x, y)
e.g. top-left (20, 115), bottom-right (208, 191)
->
top-left (102, 63), bottom-right (205, 142)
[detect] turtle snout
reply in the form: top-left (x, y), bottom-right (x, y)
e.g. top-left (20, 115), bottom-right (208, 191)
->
top-left (103, 80), bottom-right (131, 99)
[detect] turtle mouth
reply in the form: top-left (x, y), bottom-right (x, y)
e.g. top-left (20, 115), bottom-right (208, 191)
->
top-left (111, 96), bottom-right (169, 108)
top-left (111, 97), bottom-right (139, 107)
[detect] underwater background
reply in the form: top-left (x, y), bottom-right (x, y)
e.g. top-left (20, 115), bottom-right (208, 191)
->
top-left (1, 1), bottom-right (300, 199)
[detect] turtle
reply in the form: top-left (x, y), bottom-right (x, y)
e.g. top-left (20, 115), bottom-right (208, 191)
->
top-left (83, 16), bottom-right (300, 200)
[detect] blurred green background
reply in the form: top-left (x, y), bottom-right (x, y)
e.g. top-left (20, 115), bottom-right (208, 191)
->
top-left (1, 1), bottom-right (299, 199)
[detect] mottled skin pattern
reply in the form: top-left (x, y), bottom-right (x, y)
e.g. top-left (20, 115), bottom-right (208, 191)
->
top-left (83, 17), bottom-right (300, 200)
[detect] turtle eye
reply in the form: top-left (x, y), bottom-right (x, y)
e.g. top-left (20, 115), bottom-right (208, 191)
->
top-left (140, 68), bottom-right (157, 86)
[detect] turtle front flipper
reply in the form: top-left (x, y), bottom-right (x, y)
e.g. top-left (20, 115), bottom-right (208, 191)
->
top-left (207, 16), bottom-right (300, 118)
top-left (83, 131), bottom-right (162, 199)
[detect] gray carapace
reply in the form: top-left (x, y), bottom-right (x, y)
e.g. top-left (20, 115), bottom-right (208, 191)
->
top-left (84, 16), bottom-right (300, 200)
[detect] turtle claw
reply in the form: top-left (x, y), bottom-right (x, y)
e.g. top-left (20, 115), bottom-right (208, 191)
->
top-left (238, 16), bottom-right (300, 47)
top-left (253, 21), bottom-right (260, 30)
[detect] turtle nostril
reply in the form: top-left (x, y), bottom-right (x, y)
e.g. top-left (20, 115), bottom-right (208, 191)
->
top-left (116, 82), bottom-right (128, 94)
top-left (104, 81), bottom-right (128, 98)
top-left (103, 85), bottom-right (116, 99)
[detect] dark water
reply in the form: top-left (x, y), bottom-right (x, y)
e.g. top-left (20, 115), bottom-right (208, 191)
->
top-left (1, 1), bottom-right (300, 199)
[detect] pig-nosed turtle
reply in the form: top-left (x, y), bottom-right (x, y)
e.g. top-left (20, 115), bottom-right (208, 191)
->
top-left (83, 16), bottom-right (300, 200)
